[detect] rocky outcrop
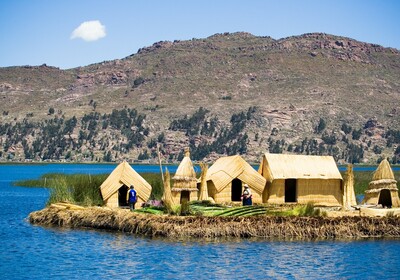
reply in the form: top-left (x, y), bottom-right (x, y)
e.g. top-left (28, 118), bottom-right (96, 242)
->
top-left (277, 33), bottom-right (398, 63)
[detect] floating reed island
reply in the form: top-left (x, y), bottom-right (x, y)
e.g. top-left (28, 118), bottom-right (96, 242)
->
top-left (29, 204), bottom-right (400, 239)
top-left (27, 151), bottom-right (400, 239)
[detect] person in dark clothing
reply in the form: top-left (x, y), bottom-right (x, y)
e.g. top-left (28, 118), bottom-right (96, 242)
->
top-left (127, 185), bottom-right (137, 211)
top-left (241, 184), bottom-right (253, 206)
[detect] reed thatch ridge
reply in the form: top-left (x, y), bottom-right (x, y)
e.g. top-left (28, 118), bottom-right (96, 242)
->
top-left (29, 207), bottom-right (400, 239)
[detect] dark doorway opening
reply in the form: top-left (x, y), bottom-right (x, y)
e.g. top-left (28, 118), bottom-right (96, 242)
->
top-left (118, 185), bottom-right (129, 207)
top-left (231, 178), bottom-right (242, 201)
top-left (378, 189), bottom-right (392, 208)
top-left (285, 179), bottom-right (297, 203)
top-left (180, 191), bottom-right (190, 204)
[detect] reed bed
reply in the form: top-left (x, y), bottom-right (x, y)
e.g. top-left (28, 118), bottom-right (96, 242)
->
top-left (29, 206), bottom-right (400, 239)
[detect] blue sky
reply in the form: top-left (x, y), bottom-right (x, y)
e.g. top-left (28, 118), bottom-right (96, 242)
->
top-left (0, 0), bottom-right (399, 69)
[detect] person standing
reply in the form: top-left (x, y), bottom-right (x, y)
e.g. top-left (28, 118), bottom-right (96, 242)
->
top-left (241, 184), bottom-right (252, 206)
top-left (127, 185), bottom-right (137, 211)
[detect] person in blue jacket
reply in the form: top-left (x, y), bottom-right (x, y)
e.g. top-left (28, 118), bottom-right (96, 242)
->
top-left (241, 184), bottom-right (253, 206)
top-left (127, 185), bottom-right (137, 211)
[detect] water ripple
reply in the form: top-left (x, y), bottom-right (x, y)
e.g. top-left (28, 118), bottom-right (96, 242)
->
top-left (2, 177), bottom-right (400, 279)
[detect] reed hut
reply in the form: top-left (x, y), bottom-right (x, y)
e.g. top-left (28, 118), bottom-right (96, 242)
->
top-left (362, 159), bottom-right (400, 208)
top-left (100, 161), bottom-right (152, 208)
top-left (171, 148), bottom-right (198, 205)
top-left (258, 153), bottom-right (343, 206)
top-left (204, 155), bottom-right (266, 204)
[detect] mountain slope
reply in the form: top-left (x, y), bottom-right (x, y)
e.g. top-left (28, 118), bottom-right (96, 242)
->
top-left (0, 32), bottom-right (399, 164)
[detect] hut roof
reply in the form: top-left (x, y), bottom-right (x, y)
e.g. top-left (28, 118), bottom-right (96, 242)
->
top-left (100, 161), bottom-right (152, 201)
top-left (259, 153), bottom-right (343, 181)
top-left (206, 155), bottom-right (266, 194)
top-left (372, 158), bottom-right (395, 181)
top-left (173, 149), bottom-right (196, 181)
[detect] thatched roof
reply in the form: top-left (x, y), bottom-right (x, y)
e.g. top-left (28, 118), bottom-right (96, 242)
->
top-left (366, 159), bottom-right (398, 193)
top-left (100, 161), bottom-right (152, 201)
top-left (372, 158), bottom-right (395, 181)
top-left (206, 155), bottom-right (266, 195)
top-left (259, 153), bottom-right (343, 181)
top-left (173, 148), bottom-right (197, 181)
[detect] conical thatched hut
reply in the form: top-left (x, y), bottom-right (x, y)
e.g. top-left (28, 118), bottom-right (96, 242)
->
top-left (171, 148), bottom-right (198, 205)
top-left (258, 153), bottom-right (343, 206)
top-left (204, 155), bottom-right (266, 204)
top-left (100, 161), bottom-right (152, 208)
top-left (362, 159), bottom-right (400, 208)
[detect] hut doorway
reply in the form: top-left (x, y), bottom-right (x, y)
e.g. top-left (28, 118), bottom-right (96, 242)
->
top-left (180, 191), bottom-right (190, 204)
top-left (118, 185), bottom-right (129, 207)
top-left (285, 179), bottom-right (297, 203)
top-left (378, 189), bottom-right (392, 208)
top-left (231, 179), bottom-right (242, 201)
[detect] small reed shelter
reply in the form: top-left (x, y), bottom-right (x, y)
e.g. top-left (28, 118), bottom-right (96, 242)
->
top-left (258, 153), bottom-right (343, 206)
top-left (362, 159), bottom-right (400, 208)
top-left (171, 148), bottom-right (198, 205)
top-left (100, 161), bottom-right (152, 208)
top-left (343, 164), bottom-right (357, 210)
top-left (204, 155), bottom-right (266, 204)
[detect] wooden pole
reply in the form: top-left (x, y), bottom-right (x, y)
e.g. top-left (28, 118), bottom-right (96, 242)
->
top-left (157, 144), bottom-right (164, 182)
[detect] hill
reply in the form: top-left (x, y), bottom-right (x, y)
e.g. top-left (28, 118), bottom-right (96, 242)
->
top-left (0, 32), bottom-right (399, 164)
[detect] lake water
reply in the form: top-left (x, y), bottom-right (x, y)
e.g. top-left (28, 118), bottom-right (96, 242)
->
top-left (1, 164), bottom-right (400, 279)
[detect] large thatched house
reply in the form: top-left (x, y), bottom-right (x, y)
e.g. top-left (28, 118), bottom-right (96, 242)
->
top-left (204, 155), bottom-right (266, 204)
top-left (171, 148), bottom-right (198, 205)
top-left (100, 161), bottom-right (152, 208)
top-left (362, 159), bottom-right (400, 208)
top-left (258, 153), bottom-right (343, 206)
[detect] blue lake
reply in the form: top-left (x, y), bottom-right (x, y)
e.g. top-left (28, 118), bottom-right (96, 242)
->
top-left (1, 164), bottom-right (400, 279)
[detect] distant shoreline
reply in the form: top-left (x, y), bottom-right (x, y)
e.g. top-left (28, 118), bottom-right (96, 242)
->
top-left (1, 161), bottom-right (399, 171)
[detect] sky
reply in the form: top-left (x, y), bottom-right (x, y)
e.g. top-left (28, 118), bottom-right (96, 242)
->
top-left (0, 0), bottom-right (399, 69)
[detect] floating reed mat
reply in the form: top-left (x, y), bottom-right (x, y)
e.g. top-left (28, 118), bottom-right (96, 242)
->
top-left (29, 207), bottom-right (400, 239)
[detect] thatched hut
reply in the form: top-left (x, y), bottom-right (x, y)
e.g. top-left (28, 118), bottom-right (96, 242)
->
top-left (362, 159), bottom-right (400, 208)
top-left (171, 148), bottom-right (198, 205)
top-left (258, 153), bottom-right (343, 206)
top-left (100, 161), bottom-right (152, 208)
top-left (204, 155), bottom-right (266, 204)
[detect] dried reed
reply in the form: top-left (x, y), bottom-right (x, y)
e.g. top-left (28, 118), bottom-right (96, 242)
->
top-left (29, 207), bottom-right (400, 239)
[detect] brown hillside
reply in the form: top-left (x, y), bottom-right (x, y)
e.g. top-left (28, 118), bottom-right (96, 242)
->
top-left (0, 32), bottom-right (399, 163)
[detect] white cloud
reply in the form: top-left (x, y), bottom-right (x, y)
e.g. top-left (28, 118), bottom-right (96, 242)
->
top-left (70, 20), bottom-right (106, 42)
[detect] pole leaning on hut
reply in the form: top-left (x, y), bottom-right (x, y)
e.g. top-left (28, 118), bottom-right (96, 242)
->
top-left (171, 148), bottom-right (198, 205)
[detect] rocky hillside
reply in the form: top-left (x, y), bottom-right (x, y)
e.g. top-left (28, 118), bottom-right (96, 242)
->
top-left (0, 32), bottom-right (399, 164)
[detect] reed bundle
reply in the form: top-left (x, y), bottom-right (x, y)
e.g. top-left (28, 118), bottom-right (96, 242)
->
top-left (29, 207), bottom-right (400, 239)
